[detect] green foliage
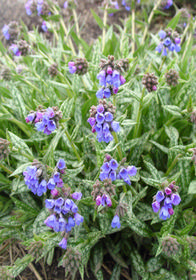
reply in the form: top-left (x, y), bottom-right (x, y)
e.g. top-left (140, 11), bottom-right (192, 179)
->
top-left (0, 0), bottom-right (195, 278)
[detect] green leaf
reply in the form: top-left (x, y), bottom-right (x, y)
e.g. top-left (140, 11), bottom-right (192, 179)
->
top-left (130, 247), bottom-right (147, 278)
top-left (8, 131), bottom-right (33, 158)
top-left (188, 180), bottom-right (196, 194)
top-left (8, 255), bottom-right (34, 278)
top-left (110, 264), bottom-right (121, 280)
top-left (91, 9), bottom-right (104, 29)
top-left (126, 215), bottom-right (152, 237)
top-left (10, 163), bottom-right (31, 177)
top-left (162, 105), bottom-right (182, 117)
top-left (166, 12), bottom-right (181, 29)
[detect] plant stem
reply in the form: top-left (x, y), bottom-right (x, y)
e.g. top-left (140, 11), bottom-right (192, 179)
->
top-left (113, 132), bottom-right (123, 160)
top-left (102, 3), bottom-right (108, 52)
top-left (181, 19), bottom-right (196, 63)
top-left (159, 56), bottom-right (167, 72)
top-left (131, 8), bottom-right (135, 54)
top-left (62, 125), bottom-right (82, 162)
top-left (141, 0), bottom-right (162, 45)
top-left (133, 87), bottom-right (145, 139)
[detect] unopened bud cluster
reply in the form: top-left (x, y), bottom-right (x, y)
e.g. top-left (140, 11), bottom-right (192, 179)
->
top-left (68, 58), bottom-right (88, 75)
top-left (165, 69), bottom-right (179, 87)
top-left (152, 181), bottom-right (181, 220)
top-left (26, 106), bottom-right (62, 135)
top-left (142, 73), bottom-right (158, 92)
top-left (1, 67), bottom-right (11, 81)
top-left (9, 40), bottom-right (30, 57)
top-left (96, 55), bottom-right (127, 98)
top-left (0, 138), bottom-right (10, 160)
top-left (2, 21), bottom-right (20, 42)
top-left (91, 179), bottom-right (115, 207)
top-left (48, 63), bottom-right (58, 77)
top-left (186, 236), bottom-right (196, 256)
top-left (162, 236), bottom-right (180, 257)
top-left (88, 100), bottom-right (120, 143)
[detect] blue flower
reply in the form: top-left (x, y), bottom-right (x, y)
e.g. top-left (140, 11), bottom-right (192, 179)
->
top-left (53, 172), bottom-right (60, 183)
top-left (9, 44), bottom-right (21, 56)
top-left (127, 165), bottom-right (137, 176)
top-left (111, 215), bottom-right (121, 228)
top-left (2, 24), bottom-right (10, 40)
top-left (37, 179), bottom-right (47, 196)
top-left (156, 191), bottom-right (165, 203)
top-left (96, 88), bottom-right (104, 99)
top-left (74, 213), bottom-right (84, 225)
top-left (45, 199), bottom-right (55, 209)
top-left (152, 201), bottom-right (160, 213)
top-left (97, 70), bottom-right (106, 87)
top-left (171, 193), bottom-right (181, 205)
top-left (68, 61), bottom-right (77, 74)
top-left (163, 0), bottom-right (173, 9)
top-left (111, 121), bottom-right (120, 132)
top-left (158, 30), bottom-right (166, 39)
top-left (57, 159), bottom-right (66, 170)
top-left (47, 178), bottom-right (56, 190)
top-left (41, 21), bottom-right (48, 32)
top-left (109, 159), bottom-right (118, 170)
top-left (59, 217), bottom-right (66, 231)
top-left (59, 238), bottom-right (67, 250)
top-left (72, 192), bottom-right (82, 200)
top-left (25, 0), bottom-right (33, 16)
top-left (159, 206), bottom-right (170, 220)
top-left (44, 214), bottom-right (57, 229)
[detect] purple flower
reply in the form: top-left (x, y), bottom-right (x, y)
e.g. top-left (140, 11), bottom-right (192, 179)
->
top-left (25, 0), bottom-right (33, 16)
top-left (156, 191), bottom-right (165, 203)
top-left (97, 104), bottom-right (104, 114)
top-left (2, 24), bottom-right (10, 40)
top-left (47, 178), bottom-right (56, 190)
top-left (105, 112), bottom-right (113, 122)
top-left (171, 193), bottom-right (181, 205)
top-left (127, 165), bottom-right (137, 176)
top-left (55, 197), bottom-right (64, 207)
top-left (96, 113), bottom-right (105, 124)
top-left (72, 192), bottom-right (82, 200)
top-left (111, 215), bottom-right (121, 228)
top-left (63, 1), bottom-right (68, 9)
top-left (57, 159), bottom-right (66, 170)
top-left (159, 206), bottom-right (170, 220)
top-left (99, 172), bottom-right (109, 181)
top-left (111, 121), bottom-right (120, 132)
top-left (44, 214), bottom-right (57, 229)
top-left (71, 203), bottom-right (78, 213)
top-left (164, 37), bottom-right (171, 46)
top-left (41, 21), bottom-right (48, 32)
top-left (152, 201), bottom-right (160, 213)
top-left (74, 213), bottom-right (84, 225)
top-left (96, 195), bottom-right (102, 206)
top-left (158, 30), bottom-right (166, 39)
top-left (45, 199), bottom-right (55, 209)
top-left (163, 0), bottom-right (173, 9)
top-left (88, 117), bottom-right (96, 127)
top-left (97, 70), bottom-right (106, 87)
top-left (59, 238), bottom-right (67, 250)
top-left (53, 172), bottom-right (60, 183)
top-left (165, 187), bottom-right (172, 195)
top-left (109, 159), bottom-right (118, 170)
top-left (96, 88), bottom-right (104, 99)
top-left (9, 44), bottom-right (21, 56)
top-left (68, 61), bottom-right (77, 74)
top-left (37, 180), bottom-right (47, 196)
top-left (59, 217), bottom-right (66, 231)
top-left (119, 168), bottom-right (128, 179)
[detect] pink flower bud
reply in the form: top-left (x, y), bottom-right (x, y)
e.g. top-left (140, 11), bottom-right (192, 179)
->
top-left (96, 195), bottom-right (102, 206)
top-left (120, 75), bottom-right (126, 85)
top-left (152, 85), bottom-right (157, 91)
top-left (113, 87), bottom-right (119, 94)
top-left (68, 61), bottom-right (75, 67)
top-left (107, 66), bottom-right (113, 74)
top-left (165, 187), bottom-right (172, 195)
top-left (168, 208), bottom-right (174, 215)
top-left (51, 189), bottom-right (59, 197)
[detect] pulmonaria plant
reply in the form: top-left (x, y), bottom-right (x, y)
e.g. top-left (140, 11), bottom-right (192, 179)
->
top-left (99, 154), bottom-right (137, 185)
top-left (156, 28), bottom-right (181, 56)
top-left (152, 181), bottom-right (181, 220)
top-left (0, 138), bottom-right (10, 160)
top-left (68, 58), bottom-right (88, 75)
top-left (88, 100), bottom-right (120, 143)
top-left (23, 159), bottom-right (66, 196)
top-left (96, 55), bottom-right (128, 98)
top-left (26, 106), bottom-right (62, 135)
top-left (44, 187), bottom-right (84, 250)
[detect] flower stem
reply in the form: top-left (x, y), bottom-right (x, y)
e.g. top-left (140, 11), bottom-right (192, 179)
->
top-left (102, 3), bottom-right (108, 52)
top-left (141, 0), bottom-right (162, 45)
top-left (159, 56), bottom-right (167, 72)
top-left (131, 8), bottom-right (135, 54)
top-left (113, 132), bottom-right (123, 160)
top-left (72, 7), bottom-right (82, 55)
top-left (133, 87), bottom-right (145, 139)
top-left (62, 125), bottom-right (82, 162)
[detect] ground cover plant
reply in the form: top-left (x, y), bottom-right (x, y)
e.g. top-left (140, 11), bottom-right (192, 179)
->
top-left (0, 0), bottom-right (196, 279)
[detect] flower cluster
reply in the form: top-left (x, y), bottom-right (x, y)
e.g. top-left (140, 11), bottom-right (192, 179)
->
top-left (142, 72), bottom-right (158, 92)
top-left (91, 179), bottom-right (115, 207)
top-left (165, 69), bottom-right (179, 87)
top-left (161, 0), bottom-right (173, 10)
top-left (26, 106), bottom-right (62, 135)
top-left (2, 21), bottom-right (19, 42)
top-left (109, 0), bottom-right (140, 13)
top-left (99, 154), bottom-right (137, 185)
top-left (68, 58), bottom-right (88, 75)
top-left (25, 0), bottom-right (51, 16)
top-left (48, 63), bottom-right (58, 77)
top-left (152, 181), bottom-right (181, 220)
top-left (161, 236), bottom-right (180, 257)
top-left (23, 159), bottom-right (66, 196)
top-left (45, 190), bottom-right (84, 250)
top-left (96, 55), bottom-right (128, 98)
top-left (88, 100), bottom-right (120, 143)
top-left (156, 28), bottom-right (181, 56)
